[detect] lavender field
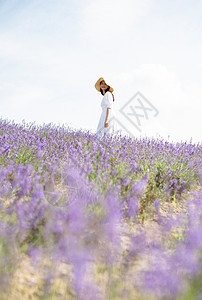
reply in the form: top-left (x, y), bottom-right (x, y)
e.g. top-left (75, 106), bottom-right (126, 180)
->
top-left (0, 118), bottom-right (202, 300)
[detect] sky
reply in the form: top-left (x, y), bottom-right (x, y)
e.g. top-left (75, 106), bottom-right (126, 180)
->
top-left (0, 0), bottom-right (201, 144)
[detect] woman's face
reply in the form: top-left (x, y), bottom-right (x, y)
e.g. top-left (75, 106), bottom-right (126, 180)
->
top-left (100, 81), bottom-right (108, 91)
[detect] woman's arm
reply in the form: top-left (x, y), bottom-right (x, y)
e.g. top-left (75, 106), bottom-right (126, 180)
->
top-left (104, 92), bottom-right (113, 128)
top-left (104, 108), bottom-right (111, 128)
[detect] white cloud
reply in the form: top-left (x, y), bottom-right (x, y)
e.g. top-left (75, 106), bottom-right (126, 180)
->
top-left (113, 64), bottom-right (182, 109)
top-left (78, 0), bottom-right (151, 42)
top-left (111, 64), bottom-right (202, 143)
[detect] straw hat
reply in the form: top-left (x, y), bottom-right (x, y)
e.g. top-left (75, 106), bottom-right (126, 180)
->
top-left (95, 77), bottom-right (114, 93)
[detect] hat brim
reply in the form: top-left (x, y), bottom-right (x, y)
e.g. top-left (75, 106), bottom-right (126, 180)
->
top-left (95, 77), bottom-right (114, 93)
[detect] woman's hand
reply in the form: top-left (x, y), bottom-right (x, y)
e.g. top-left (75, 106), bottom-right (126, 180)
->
top-left (104, 121), bottom-right (109, 128)
top-left (105, 108), bottom-right (110, 128)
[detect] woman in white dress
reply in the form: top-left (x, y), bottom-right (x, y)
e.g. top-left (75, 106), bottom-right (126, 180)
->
top-left (95, 77), bottom-right (118, 138)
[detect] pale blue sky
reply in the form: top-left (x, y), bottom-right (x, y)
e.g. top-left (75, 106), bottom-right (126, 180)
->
top-left (0, 0), bottom-right (201, 143)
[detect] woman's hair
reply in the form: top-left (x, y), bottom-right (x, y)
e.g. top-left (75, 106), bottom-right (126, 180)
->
top-left (100, 85), bottom-right (115, 102)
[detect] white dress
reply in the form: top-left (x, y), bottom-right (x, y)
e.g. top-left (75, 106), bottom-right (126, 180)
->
top-left (96, 91), bottom-right (118, 138)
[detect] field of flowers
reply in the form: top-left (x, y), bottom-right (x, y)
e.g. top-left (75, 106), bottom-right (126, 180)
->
top-left (0, 118), bottom-right (202, 300)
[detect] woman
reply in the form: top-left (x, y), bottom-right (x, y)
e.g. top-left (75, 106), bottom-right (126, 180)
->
top-left (95, 77), bottom-right (118, 138)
